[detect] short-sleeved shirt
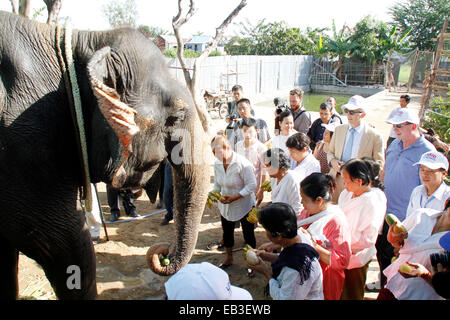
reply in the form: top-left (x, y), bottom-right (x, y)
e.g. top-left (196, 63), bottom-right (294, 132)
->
top-left (291, 107), bottom-right (312, 134)
top-left (307, 114), bottom-right (341, 146)
top-left (406, 182), bottom-right (450, 219)
top-left (383, 136), bottom-right (436, 221)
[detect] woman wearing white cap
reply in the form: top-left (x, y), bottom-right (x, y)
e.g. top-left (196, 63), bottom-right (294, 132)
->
top-left (406, 151), bottom-right (450, 219)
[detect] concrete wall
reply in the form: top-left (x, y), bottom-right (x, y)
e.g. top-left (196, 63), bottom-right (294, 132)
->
top-left (165, 55), bottom-right (313, 96)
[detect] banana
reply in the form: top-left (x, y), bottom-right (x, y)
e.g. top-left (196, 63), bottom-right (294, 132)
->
top-left (246, 207), bottom-right (259, 224)
top-left (261, 180), bottom-right (271, 192)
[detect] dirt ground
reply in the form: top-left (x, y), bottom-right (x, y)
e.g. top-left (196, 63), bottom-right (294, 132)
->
top-left (18, 185), bottom-right (274, 300)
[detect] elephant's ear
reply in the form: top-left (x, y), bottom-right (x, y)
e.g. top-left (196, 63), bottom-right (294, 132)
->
top-left (87, 47), bottom-right (140, 187)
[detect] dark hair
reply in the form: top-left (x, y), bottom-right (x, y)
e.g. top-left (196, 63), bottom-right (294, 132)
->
top-left (445, 197), bottom-right (450, 211)
top-left (237, 98), bottom-right (251, 107)
top-left (232, 85), bottom-right (243, 92)
top-left (361, 157), bottom-right (385, 190)
top-left (263, 148), bottom-right (291, 171)
top-left (278, 110), bottom-right (293, 124)
top-left (300, 172), bottom-right (335, 202)
top-left (342, 158), bottom-right (385, 190)
top-left (319, 102), bottom-right (333, 111)
top-left (258, 203), bottom-right (298, 239)
top-left (400, 94), bottom-right (411, 103)
top-left (273, 97), bottom-right (287, 107)
top-left (241, 117), bottom-right (257, 128)
top-left (286, 132), bottom-right (311, 151)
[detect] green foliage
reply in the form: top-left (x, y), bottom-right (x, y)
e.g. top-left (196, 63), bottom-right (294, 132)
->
top-left (208, 50), bottom-right (222, 56)
top-left (102, 0), bottom-right (138, 28)
top-left (389, 0), bottom-right (450, 51)
top-left (138, 25), bottom-right (168, 38)
top-left (163, 48), bottom-right (201, 58)
top-left (422, 86), bottom-right (450, 143)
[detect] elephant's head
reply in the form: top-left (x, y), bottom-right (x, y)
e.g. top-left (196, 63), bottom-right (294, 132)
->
top-left (82, 29), bottom-right (211, 275)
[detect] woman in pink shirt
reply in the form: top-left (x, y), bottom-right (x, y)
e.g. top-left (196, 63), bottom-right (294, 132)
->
top-left (298, 173), bottom-right (352, 300)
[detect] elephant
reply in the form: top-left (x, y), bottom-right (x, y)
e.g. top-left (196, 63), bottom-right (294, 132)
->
top-left (0, 11), bottom-right (210, 299)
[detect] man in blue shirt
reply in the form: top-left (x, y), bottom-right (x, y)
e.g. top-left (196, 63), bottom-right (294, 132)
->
top-left (375, 107), bottom-right (436, 289)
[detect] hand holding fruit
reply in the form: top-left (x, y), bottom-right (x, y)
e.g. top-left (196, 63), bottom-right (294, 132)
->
top-left (387, 221), bottom-right (408, 248)
top-left (398, 262), bottom-right (431, 279)
top-left (206, 190), bottom-right (225, 208)
top-left (261, 180), bottom-right (271, 192)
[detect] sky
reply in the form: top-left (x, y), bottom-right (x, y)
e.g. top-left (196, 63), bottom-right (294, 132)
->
top-left (0, 0), bottom-right (397, 36)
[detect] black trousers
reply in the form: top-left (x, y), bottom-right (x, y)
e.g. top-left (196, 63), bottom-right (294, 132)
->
top-left (375, 221), bottom-right (395, 288)
top-left (106, 185), bottom-right (136, 216)
top-left (221, 212), bottom-right (256, 249)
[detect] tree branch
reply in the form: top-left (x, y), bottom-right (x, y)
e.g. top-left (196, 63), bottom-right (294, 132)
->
top-left (172, 0), bottom-right (248, 136)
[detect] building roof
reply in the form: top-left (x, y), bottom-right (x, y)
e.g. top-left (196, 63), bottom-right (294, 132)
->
top-left (186, 35), bottom-right (213, 44)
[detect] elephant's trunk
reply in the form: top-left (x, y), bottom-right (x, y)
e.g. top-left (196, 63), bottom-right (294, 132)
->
top-left (146, 112), bottom-right (210, 276)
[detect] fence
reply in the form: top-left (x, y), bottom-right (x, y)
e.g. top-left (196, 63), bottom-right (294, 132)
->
top-left (165, 55), bottom-right (313, 96)
top-left (310, 57), bottom-right (385, 87)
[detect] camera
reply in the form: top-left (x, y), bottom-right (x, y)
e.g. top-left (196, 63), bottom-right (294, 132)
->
top-left (430, 251), bottom-right (449, 268)
top-left (226, 114), bottom-right (242, 129)
top-left (275, 104), bottom-right (290, 115)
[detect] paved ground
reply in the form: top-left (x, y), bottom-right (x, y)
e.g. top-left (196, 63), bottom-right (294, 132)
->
top-left (210, 88), bottom-right (423, 300)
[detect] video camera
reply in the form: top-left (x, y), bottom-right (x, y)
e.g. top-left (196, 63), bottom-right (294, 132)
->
top-left (273, 97), bottom-right (290, 115)
top-left (226, 114), bottom-right (242, 129)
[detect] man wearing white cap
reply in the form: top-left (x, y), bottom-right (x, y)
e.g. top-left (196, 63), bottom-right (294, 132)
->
top-left (164, 262), bottom-right (253, 300)
top-left (327, 95), bottom-right (384, 203)
top-left (375, 107), bottom-right (436, 289)
top-left (406, 151), bottom-right (450, 219)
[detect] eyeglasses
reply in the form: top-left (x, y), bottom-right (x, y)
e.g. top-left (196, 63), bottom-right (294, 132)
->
top-left (344, 110), bottom-right (362, 115)
top-left (393, 122), bottom-right (411, 128)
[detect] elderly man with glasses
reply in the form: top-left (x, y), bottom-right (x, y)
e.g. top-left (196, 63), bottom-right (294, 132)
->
top-left (326, 95), bottom-right (384, 203)
top-left (373, 107), bottom-right (438, 290)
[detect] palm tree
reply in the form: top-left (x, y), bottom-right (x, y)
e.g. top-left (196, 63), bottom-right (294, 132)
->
top-left (325, 20), bottom-right (357, 80)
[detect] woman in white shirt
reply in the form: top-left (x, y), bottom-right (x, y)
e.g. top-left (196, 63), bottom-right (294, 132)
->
top-left (406, 150), bottom-right (450, 219)
top-left (338, 158), bottom-right (387, 300)
top-left (211, 135), bottom-right (257, 269)
top-left (286, 132), bottom-right (321, 182)
top-left (247, 202), bottom-right (324, 300)
top-left (262, 148), bottom-right (302, 215)
top-left (271, 111), bottom-right (297, 167)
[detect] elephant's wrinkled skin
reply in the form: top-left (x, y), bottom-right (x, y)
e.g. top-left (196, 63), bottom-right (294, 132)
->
top-left (0, 11), bottom-right (209, 299)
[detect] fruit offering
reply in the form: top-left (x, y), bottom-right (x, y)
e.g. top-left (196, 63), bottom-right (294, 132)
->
top-left (158, 254), bottom-right (170, 266)
top-left (243, 245), bottom-right (260, 265)
top-left (261, 180), bottom-right (271, 192)
top-left (385, 213), bottom-right (408, 237)
top-left (206, 190), bottom-right (225, 208)
top-left (399, 263), bottom-right (413, 274)
top-left (246, 207), bottom-right (259, 224)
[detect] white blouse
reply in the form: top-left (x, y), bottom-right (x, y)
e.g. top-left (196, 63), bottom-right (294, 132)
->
top-left (269, 259), bottom-right (324, 300)
top-left (213, 152), bottom-right (256, 222)
top-left (338, 188), bottom-right (386, 269)
top-left (235, 140), bottom-right (267, 192)
top-left (292, 152), bottom-right (321, 183)
top-left (271, 170), bottom-right (302, 215)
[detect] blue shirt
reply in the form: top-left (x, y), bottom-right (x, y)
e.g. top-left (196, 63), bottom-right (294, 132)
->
top-left (383, 136), bottom-right (436, 221)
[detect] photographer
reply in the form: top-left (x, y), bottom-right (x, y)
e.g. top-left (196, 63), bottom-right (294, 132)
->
top-left (225, 98), bottom-right (271, 149)
top-left (377, 198), bottom-right (450, 300)
top-left (226, 85), bottom-right (254, 125)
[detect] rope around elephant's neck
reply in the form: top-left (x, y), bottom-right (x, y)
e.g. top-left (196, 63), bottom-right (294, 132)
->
top-left (55, 24), bottom-right (92, 212)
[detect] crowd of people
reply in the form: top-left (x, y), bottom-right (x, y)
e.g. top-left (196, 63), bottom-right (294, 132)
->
top-left (165, 86), bottom-right (449, 301)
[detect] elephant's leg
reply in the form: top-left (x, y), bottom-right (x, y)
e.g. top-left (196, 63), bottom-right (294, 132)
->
top-left (0, 235), bottom-right (19, 299)
top-left (17, 198), bottom-right (98, 300)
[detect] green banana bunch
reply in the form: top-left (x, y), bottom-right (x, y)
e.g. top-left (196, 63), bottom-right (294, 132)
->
top-left (261, 180), bottom-right (271, 192)
top-left (206, 190), bottom-right (225, 208)
top-left (246, 207), bottom-right (259, 224)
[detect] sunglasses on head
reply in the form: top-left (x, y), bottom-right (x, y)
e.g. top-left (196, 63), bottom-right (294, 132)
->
top-left (344, 110), bottom-right (362, 115)
top-left (393, 122), bottom-right (411, 128)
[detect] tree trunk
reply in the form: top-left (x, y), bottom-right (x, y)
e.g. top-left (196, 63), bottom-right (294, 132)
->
top-left (44, 0), bottom-right (62, 24)
top-left (172, 0), bottom-right (248, 137)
